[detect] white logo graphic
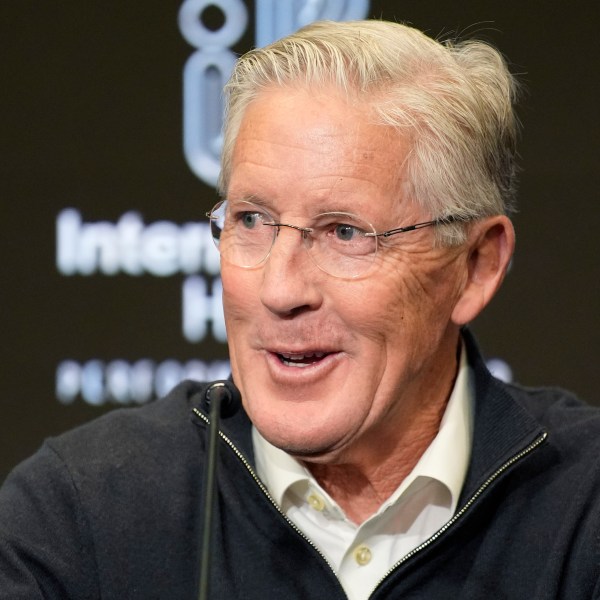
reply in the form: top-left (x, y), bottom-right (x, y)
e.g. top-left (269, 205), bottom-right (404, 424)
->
top-left (179, 0), bottom-right (370, 187)
top-left (179, 0), bottom-right (248, 187)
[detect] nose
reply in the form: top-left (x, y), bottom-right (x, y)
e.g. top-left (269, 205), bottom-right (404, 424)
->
top-left (259, 226), bottom-right (323, 317)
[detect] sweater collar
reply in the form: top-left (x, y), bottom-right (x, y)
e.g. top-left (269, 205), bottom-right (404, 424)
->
top-left (459, 328), bottom-right (547, 503)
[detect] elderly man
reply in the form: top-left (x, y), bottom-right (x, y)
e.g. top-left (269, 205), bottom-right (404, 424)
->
top-left (1, 19), bottom-right (599, 600)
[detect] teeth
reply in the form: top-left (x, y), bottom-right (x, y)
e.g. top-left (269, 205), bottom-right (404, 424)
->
top-left (278, 351), bottom-right (327, 367)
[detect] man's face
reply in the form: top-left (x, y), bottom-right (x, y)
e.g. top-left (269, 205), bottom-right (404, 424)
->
top-left (222, 86), bottom-right (469, 464)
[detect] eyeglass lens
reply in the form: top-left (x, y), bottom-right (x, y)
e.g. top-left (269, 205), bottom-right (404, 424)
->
top-left (208, 200), bottom-right (378, 278)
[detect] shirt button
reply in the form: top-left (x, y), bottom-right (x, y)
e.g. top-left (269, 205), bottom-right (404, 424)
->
top-left (307, 492), bottom-right (326, 512)
top-left (353, 545), bottom-right (372, 566)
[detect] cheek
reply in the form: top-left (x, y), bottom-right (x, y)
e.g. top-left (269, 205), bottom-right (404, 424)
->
top-left (353, 255), bottom-right (459, 354)
top-left (395, 264), bottom-right (466, 371)
top-left (221, 266), bottom-right (262, 369)
top-left (221, 265), bottom-right (258, 322)
top-left (331, 275), bottom-right (408, 352)
top-left (220, 266), bottom-right (260, 385)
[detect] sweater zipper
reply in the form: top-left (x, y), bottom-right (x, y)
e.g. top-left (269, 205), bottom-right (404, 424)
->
top-left (192, 408), bottom-right (349, 599)
top-left (194, 408), bottom-right (546, 599)
top-left (370, 430), bottom-right (548, 596)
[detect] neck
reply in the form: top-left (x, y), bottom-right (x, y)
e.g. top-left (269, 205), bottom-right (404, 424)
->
top-left (305, 400), bottom-right (449, 523)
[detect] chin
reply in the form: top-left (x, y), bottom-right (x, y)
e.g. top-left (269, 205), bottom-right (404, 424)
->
top-left (253, 406), bottom-right (355, 461)
top-left (266, 434), bottom-right (345, 463)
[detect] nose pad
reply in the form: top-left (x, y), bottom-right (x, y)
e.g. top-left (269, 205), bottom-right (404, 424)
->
top-left (268, 223), bottom-right (314, 262)
top-left (260, 225), bottom-right (322, 315)
top-left (271, 225), bottom-right (328, 277)
top-left (271, 223), bottom-right (313, 238)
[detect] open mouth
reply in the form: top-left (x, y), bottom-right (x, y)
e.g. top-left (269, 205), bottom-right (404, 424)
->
top-left (276, 351), bottom-right (330, 368)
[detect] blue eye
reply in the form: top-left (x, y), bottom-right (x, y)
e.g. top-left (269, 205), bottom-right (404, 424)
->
top-left (335, 224), bottom-right (359, 241)
top-left (240, 212), bottom-right (261, 229)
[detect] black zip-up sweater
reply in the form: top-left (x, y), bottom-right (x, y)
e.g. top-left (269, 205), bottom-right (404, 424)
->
top-left (1, 333), bottom-right (600, 599)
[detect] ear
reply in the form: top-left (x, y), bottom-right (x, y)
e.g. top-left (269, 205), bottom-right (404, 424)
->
top-left (451, 216), bottom-right (515, 326)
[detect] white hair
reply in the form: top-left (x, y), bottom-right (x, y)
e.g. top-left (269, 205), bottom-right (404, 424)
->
top-left (219, 20), bottom-right (520, 245)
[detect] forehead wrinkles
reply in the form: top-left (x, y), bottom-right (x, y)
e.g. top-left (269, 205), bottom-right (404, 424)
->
top-left (230, 89), bottom-right (412, 217)
top-left (234, 124), bottom-right (407, 187)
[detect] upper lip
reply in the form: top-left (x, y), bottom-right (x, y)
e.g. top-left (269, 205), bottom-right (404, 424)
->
top-left (257, 332), bottom-right (344, 356)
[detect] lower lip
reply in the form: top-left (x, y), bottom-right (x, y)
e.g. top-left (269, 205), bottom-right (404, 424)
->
top-left (264, 350), bottom-right (343, 383)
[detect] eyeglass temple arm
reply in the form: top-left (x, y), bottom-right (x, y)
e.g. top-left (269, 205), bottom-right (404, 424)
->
top-left (367, 215), bottom-right (462, 238)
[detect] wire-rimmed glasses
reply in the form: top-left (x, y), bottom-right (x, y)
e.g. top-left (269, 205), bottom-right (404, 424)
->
top-left (206, 199), bottom-right (460, 279)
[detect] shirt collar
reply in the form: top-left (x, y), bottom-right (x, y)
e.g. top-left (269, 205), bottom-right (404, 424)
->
top-left (253, 425), bottom-right (308, 507)
top-left (253, 341), bottom-right (474, 514)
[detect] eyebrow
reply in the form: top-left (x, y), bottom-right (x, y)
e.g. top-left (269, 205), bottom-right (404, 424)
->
top-left (227, 195), bottom-right (383, 224)
top-left (228, 195), bottom-right (271, 209)
top-left (310, 195), bottom-right (381, 216)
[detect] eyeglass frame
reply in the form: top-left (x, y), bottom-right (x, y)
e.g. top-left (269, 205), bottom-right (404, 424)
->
top-left (206, 199), bottom-right (467, 278)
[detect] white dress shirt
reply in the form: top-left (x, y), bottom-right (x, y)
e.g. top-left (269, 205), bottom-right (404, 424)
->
top-left (253, 345), bottom-right (474, 600)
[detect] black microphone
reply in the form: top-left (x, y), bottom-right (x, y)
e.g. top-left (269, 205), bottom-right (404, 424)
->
top-left (198, 380), bottom-right (241, 600)
top-left (204, 380), bottom-right (241, 419)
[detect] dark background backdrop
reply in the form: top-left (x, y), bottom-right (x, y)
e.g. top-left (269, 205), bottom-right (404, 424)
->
top-left (1, 0), bottom-right (598, 481)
